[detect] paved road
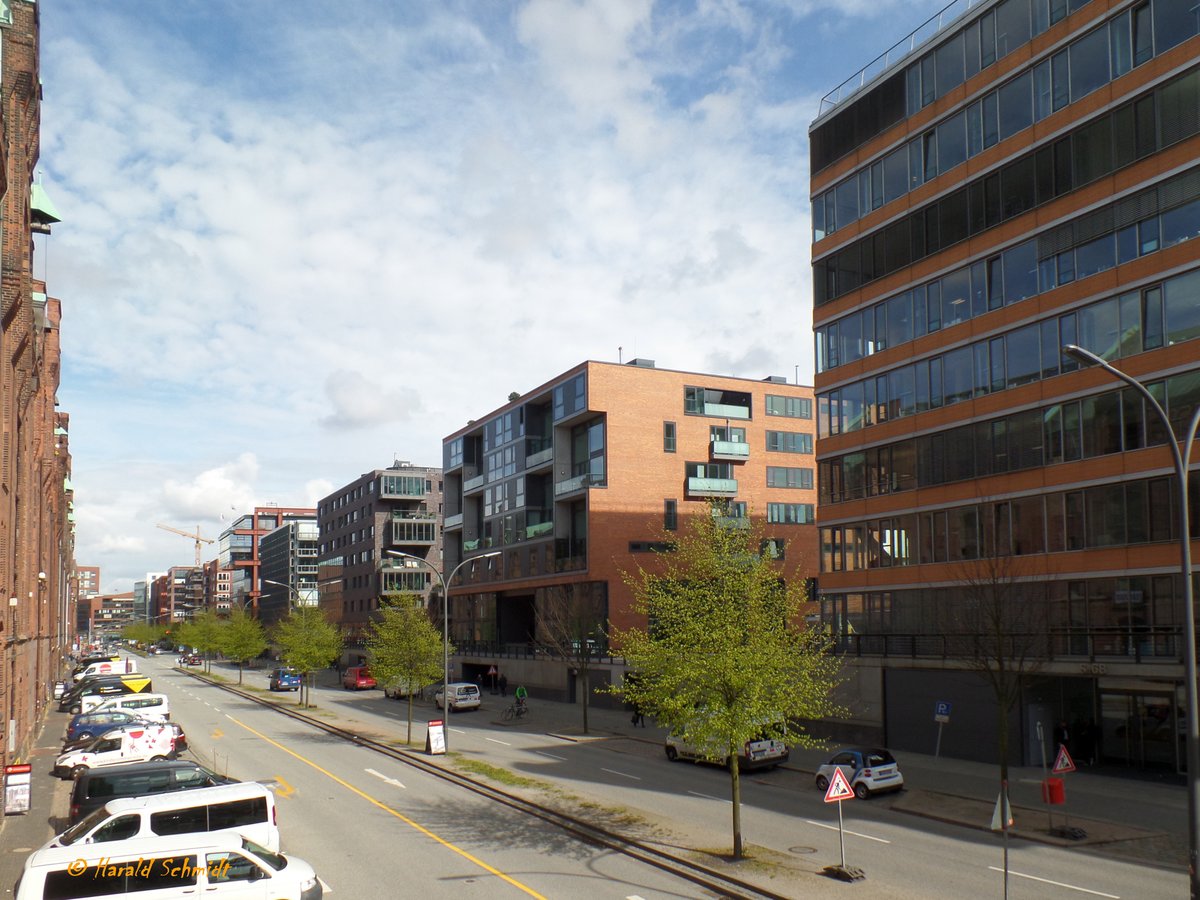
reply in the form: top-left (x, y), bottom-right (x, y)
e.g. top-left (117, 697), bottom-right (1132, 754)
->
top-left (153, 656), bottom-right (1187, 899)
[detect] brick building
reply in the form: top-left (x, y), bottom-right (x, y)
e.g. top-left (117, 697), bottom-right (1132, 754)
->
top-left (810, 0), bottom-right (1200, 770)
top-left (0, 1), bottom-right (75, 774)
top-left (441, 359), bottom-right (818, 702)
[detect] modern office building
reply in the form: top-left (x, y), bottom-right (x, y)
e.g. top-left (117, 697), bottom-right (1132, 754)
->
top-left (259, 518), bottom-right (319, 624)
top-left (441, 359), bottom-right (819, 702)
top-left (218, 506), bottom-right (316, 614)
top-left (316, 462), bottom-right (443, 655)
top-left (810, 0), bottom-right (1200, 771)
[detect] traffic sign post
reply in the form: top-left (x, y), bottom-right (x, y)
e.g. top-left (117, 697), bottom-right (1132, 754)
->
top-left (1048, 745), bottom-right (1087, 840)
top-left (934, 700), bottom-right (952, 757)
top-left (821, 769), bottom-right (865, 882)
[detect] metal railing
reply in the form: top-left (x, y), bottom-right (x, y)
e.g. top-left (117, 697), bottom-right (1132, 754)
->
top-left (830, 626), bottom-right (1183, 663)
top-left (818, 0), bottom-right (989, 116)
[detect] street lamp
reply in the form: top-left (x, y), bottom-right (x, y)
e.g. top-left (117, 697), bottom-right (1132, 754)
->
top-left (261, 579), bottom-right (312, 616)
top-left (384, 549), bottom-right (500, 748)
top-left (1063, 343), bottom-right (1200, 897)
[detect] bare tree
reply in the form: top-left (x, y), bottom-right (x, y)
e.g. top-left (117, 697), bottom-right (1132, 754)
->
top-left (536, 584), bottom-right (607, 734)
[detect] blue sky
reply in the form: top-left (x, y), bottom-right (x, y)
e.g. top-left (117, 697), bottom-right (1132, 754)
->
top-left (39, 0), bottom-right (937, 591)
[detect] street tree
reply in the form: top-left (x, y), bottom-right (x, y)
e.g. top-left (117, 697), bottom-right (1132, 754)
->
top-left (365, 595), bottom-right (446, 744)
top-left (176, 609), bottom-right (225, 674)
top-left (121, 622), bottom-right (165, 648)
top-left (608, 505), bottom-right (842, 860)
top-left (537, 584), bottom-right (607, 734)
top-left (219, 609), bottom-right (268, 685)
top-left (274, 606), bottom-right (343, 707)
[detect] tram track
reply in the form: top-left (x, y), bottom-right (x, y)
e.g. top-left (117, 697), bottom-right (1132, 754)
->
top-left (179, 666), bottom-right (797, 900)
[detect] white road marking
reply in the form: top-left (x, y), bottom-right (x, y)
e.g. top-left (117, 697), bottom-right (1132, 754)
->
top-left (364, 768), bottom-right (405, 789)
top-left (805, 820), bottom-right (891, 843)
top-left (485, 737), bottom-right (511, 746)
top-left (534, 751), bottom-right (568, 761)
top-left (687, 790), bottom-right (729, 803)
top-left (987, 867), bottom-right (1118, 897)
top-left (450, 727), bottom-right (467, 734)
top-left (601, 767), bottom-right (641, 781)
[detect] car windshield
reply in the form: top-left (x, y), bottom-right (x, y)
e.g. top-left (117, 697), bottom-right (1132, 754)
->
top-left (58, 806), bottom-right (110, 846)
top-left (242, 837), bottom-right (287, 871)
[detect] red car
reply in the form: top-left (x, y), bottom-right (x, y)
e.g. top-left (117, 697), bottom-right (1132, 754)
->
top-left (342, 666), bottom-right (377, 690)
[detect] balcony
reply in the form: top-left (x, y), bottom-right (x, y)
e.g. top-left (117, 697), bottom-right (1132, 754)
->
top-left (463, 473), bottom-right (486, 494)
top-left (443, 512), bottom-right (463, 530)
top-left (687, 477), bottom-right (738, 497)
top-left (526, 442), bottom-right (554, 471)
top-left (525, 520), bottom-right (555, 540)
top-left (710, 440), bottom-right (750, 461)
top-left (554, 472), bottom-right (600, 497)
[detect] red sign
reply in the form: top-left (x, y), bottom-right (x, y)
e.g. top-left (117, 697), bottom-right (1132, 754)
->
top-left (4, 764), bottom-right (31, 776)
top-left (1052, 745), bottom-right (1076, 774)
top-left (824, 768), bottom-right (856, 803)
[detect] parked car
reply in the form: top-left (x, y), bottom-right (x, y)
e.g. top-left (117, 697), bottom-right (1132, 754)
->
top-left (433, 682), bottom-right (481, 711)
top-left (53, 723), bottom-right (182, 779)
top-left (64, 710), bottom-right (144, 744)
top-left (814, 747), bottom-right (904, 798)
top-left (342, 665), bottom-right (377, 690)
top-left (269, 668), bottom-right (302, 692)
top-left (383, 677), bottom-right (423, 699)
top-left (60, 721), bottom-right (187, 757)
top-left (665, 728), bottom-right (789, 770)
top-left (180, 653), bottom-right (203, 666)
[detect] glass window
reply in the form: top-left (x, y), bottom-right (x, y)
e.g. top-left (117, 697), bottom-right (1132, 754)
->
top-left (1075, 234), bottom-right (1115, 279)
top-left (834, 179), bottom-right (858, 231)
top-left (1007, 323), bottom-right (1042, 388)
top-left (1070, 25), bottom-right (1110, 101)
top-left (1116, 224), bottom-right (1138, 264)
top-left (663, 421), bottom-right (676, 453)
top-left (997, 72), bottom-right (1033, 141)
top-left (885, 292), bottom-right (913, 347)
top-left (1033, 60), bottom-right (1052, 121)
top-left (995, 0), bottom-right (1032, 59)
top-left (1082, 391), bottom-right (1123, 458)
top-left (937, 111), bottom-right (968, 174)
top-left (1079, 296), bottom-right (1120, 360)
top-left (982, 92), bottom-right (1000, 148)
top-left (943, 345), bottom-right (975, 405)
top-left (980, 11), bottom-right (997, 67)
top-left (1153, 0), bottom-right (1200, 54)
top-left (1133, 3), bottom-right (1153, 66)
top-left (1143, 286), bottom-right (1164, 350)
top-left (935, 32), bottom-right (965, 98)
top-left (1110, 11), bottom-right (1132, 78)
top-left (1165, 269), bottom-right (1200, 345)
top-left (1161, 198), bottom-right (1200, 248)
top-left (1073, 115), bottom-right (1113, 186)
top-left (882, 146), bottom-right (908, 205)
top-left (942, 268), bottom-right (971, 327)
top-left (664, 499), bottom-right (677, 531)
top-left (966, 101), bottom-right (984, 157)
top-left (1040, 318), bottom-right (1061, 379)
top-left (1003, 240), bottom-right (1039, 303)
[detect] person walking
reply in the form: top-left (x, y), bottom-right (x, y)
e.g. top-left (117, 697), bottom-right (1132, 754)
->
top-left (498, 673), bottom-right (508, 697)
top-left (630, 702), bottom-right (645, 728)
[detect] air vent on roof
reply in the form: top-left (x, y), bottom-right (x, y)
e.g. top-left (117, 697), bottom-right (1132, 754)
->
top-left (763, 375), bottom-right (788, 384)
top-left (626, 358), bottom-right (656, 368)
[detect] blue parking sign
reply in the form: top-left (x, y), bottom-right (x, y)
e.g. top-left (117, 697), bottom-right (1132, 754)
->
top-left (935, 700), bottom-right (952, 721)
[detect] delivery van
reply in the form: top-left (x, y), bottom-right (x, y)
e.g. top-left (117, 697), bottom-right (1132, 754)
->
top-left (15, 833), bottom-right (323, 900)
top-left (53, 723), bottom-right (178, 779)
top-left (59, 675), bottom-right (153, 713)
top-left (76, 658), bottom-right (139, 680)
top-left (47, 782), bottom-right (279, 852)
top-left (83, 692), bottom-right (170, 719)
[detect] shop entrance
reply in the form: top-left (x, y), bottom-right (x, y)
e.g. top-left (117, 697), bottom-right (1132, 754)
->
top-left (1099, 689), bottom-right (1182, 772)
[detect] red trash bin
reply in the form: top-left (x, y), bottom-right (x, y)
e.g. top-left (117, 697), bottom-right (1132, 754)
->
top-left (1041, 776), bottom-right (1065, 805)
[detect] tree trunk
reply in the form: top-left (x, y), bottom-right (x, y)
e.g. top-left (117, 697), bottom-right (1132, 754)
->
top-left (406, 694), bottom-right (413, 745)
top-left (238, 661), bottom-right (243, 685)
top-left (581, 670), bottom-right (589, 734)
top-left (729, 753), bottom-right (743, 859)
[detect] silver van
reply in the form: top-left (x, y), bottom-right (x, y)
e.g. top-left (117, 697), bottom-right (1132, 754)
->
top-left (665, 724), bottom-right (790, 770)
top-left (47, 782), bottom-right (279, 852)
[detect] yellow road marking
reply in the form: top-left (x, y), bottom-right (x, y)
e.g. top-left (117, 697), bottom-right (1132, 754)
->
top-left (226, 715), bottom-right (545, 899)
top-left (210, 728), bottom-right (224, 740)
top-left (272, 776), bottom-right (295, 799)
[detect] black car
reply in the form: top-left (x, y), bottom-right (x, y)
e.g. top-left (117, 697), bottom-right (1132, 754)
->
top-left (68, 759), bottom-right (235, 825)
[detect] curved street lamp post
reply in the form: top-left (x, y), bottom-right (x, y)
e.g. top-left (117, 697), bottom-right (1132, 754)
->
top-left (1063, 343), bottom-right (1200, 897)
top-left (384, 549), bottom-right (500, 750)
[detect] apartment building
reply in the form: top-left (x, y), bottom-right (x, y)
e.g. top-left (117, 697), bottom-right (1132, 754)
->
top-left (441, 359), bottom-right (818, 702)
top-left (810, 0), bottom-right (1200, 771)
top-left (1, 0), bottom-right (76, 774)
top-left (316, 462), bottom-right (443, 655)
top-left (259, 518), bottom-right (319, 625)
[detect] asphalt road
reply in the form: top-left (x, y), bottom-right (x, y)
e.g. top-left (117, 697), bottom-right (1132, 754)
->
top-left (149, 656), bottom-right (1186, 899)
top-left (149, 659), bottom-right (732, 899)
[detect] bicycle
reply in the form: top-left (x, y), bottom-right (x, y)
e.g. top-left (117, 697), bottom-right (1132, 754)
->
top-left (502, 701), bottom-right (530, 721)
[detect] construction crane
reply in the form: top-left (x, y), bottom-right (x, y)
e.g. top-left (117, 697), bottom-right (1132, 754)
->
top-left (157, 523), bottom-right (214, 567)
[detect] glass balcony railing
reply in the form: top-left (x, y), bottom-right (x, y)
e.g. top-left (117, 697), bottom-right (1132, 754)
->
top-left (710, 440), bottom-right (750, 459)
top-left (443, 512), bottom-right (463, 529)
top-left (464, 474), bottom-right (486, 492)
top-left (525, 520), bottom-right (555, 539)
top-left (526, 446), bottom-right (554, 468)
top-left (687, 477), bottom-right (738, 496)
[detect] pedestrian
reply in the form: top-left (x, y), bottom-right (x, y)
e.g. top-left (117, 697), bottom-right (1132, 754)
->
top-left (630, 703), bottom-right (645, 728)
top-left (1054, 719), bottom-right (1070, 753)
top-left (475, 673), bottom-right (483, 690)
top-left (498, 673), bottom-right (508, 696)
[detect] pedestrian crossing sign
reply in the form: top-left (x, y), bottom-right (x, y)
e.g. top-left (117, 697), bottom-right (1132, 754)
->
top-left (824, 768), bottom-right (855, 803)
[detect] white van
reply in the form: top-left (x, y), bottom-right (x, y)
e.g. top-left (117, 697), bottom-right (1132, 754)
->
top-left (46, 782), bottom-right (279, 852)
top-left (83, 692), bottom-right (171, 719)
top-left (76, 658), bottom-right (138, 680)
top-left (16, 833), bottom-right (322, 900)
top-left (53, 723), bottom-right (178, 779)
top-left (664, 720), bottom-right (790, 771)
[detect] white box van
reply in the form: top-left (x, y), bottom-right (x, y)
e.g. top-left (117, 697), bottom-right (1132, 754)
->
top-left (53, 723), bottom-right (178, 779)
top-left (664, 721), bottom-right (790, 770)
top-left (46, 782), bottom-right (279, 852)
top-left (16, 833), bottom-right (322, 900)
top-left (76, 658), bottom-right (138, 680)
top-left (83, 692), bottom-right (171, 719)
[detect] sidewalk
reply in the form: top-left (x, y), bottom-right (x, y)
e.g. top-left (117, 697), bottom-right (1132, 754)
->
top-left (0, 714), bottom-right (72, 894)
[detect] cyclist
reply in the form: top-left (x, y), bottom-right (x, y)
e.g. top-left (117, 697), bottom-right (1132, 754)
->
top-left (514, 684), bottom-right (528, 710)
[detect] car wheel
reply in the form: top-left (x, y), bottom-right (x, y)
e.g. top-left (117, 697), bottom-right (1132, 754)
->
top-left (70, 765), bottom-right (88, 779)
top-left (665, 746), bottom-right (679, 762)
top-left (77, 731), bottom-right (93, 742)
top-left (70, 705), bottom-right (81, 715)
top-left (815, 774), bottom-right (829, 790)
top-left (854, 782), bottom-right (870, 800)
top-left (151, 755), bottom-right (167, 762)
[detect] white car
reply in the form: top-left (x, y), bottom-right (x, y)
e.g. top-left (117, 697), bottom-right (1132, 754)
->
top-left (814, 747), bottom-right (904, 798)
top-left (433, 682), bottom-right (481, 711)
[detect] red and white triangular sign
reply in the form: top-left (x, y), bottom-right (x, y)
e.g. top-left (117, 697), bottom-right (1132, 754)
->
top-left (824, 767), bottom-right (855, 803)
top-left (1052, 745), bottom-right (1076, 774)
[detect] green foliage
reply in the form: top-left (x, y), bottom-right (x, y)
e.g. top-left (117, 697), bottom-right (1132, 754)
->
top-left (219, 610), bottom-right (268, 684)
top-left (365, 595), bottom-right (447, 742)
top-left (121, 622), bottom-right (165, 646)
top-left (185, 610), bottom-right (225, 659)
top-left (274, 606), bottom-right (342, 705)
top-left (607, 504), bottom-right (843, 858)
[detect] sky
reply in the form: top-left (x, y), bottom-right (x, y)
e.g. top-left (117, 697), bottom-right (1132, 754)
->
top-left (39, 0), bottom-right (938, 592)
